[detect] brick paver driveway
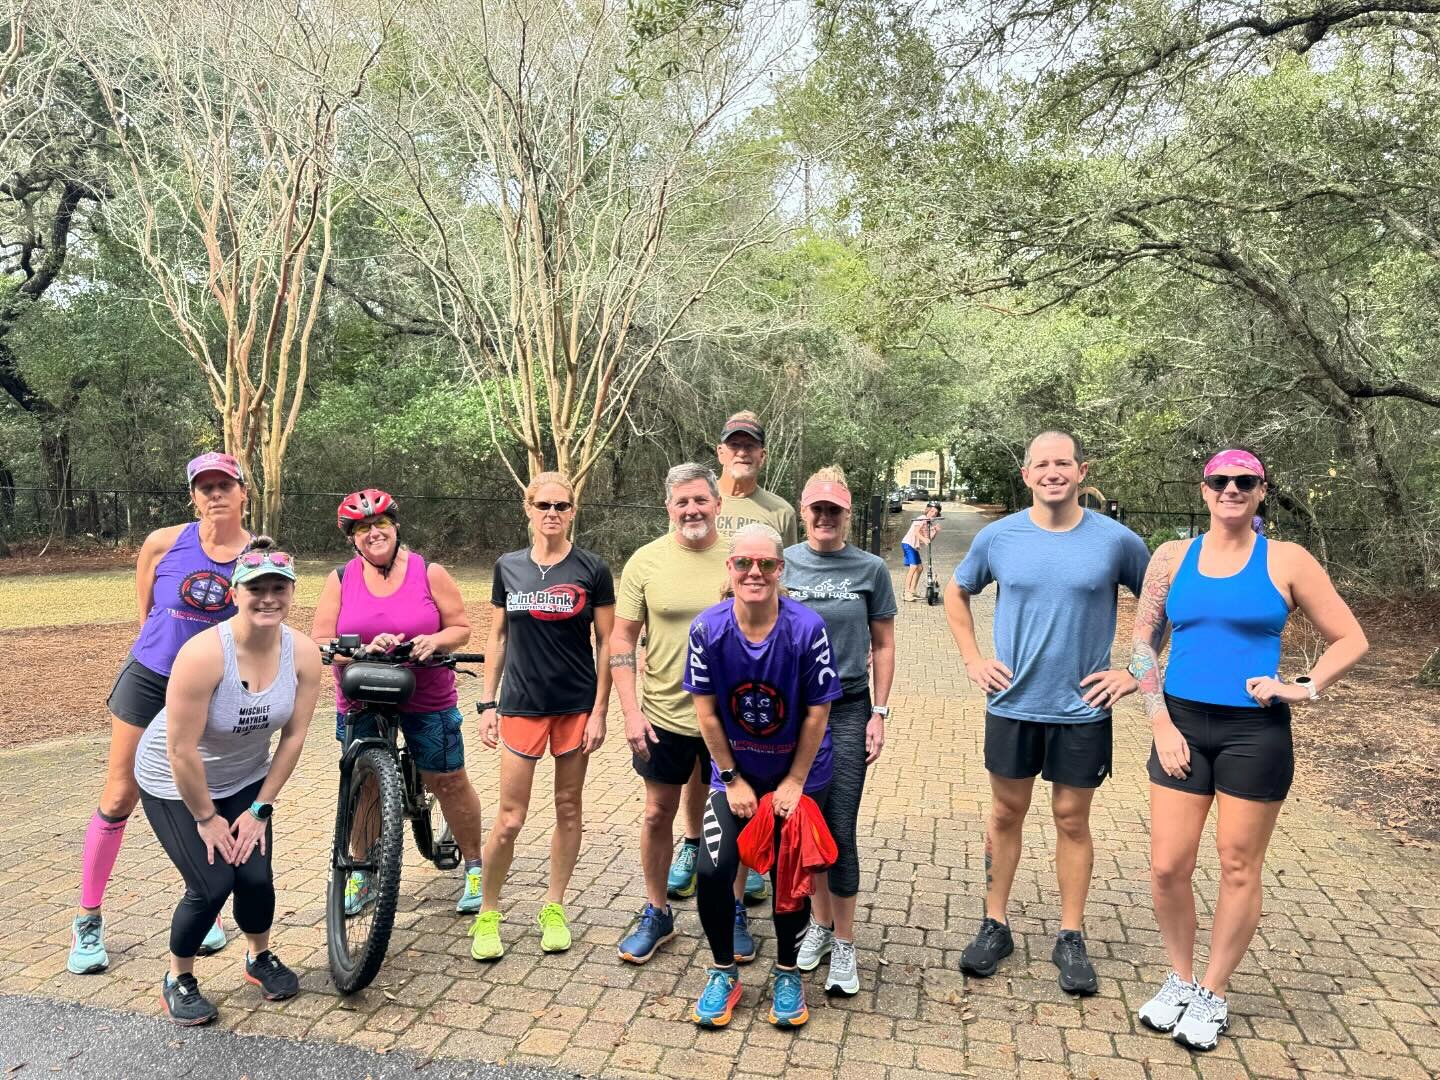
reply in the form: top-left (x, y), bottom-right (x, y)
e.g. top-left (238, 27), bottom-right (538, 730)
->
top-left (2, 503), bottom-right (1438, 1078)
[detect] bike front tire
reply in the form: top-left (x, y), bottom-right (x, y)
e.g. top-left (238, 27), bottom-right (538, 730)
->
top-left (327, 745), bottom-right (405, 994)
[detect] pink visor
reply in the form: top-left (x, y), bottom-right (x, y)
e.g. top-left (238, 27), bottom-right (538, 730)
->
top-left (1203, 450), bottom-right (1264, 478)
top-left (800, 480), bottom-right (852, 509)
top-left (186, 451), bottom-right (245, 485)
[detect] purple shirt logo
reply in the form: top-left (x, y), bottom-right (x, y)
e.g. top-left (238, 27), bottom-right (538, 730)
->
top-left (730, 680), bottom-right (785, 737)
top-left (180, 569), bottom-right (232, 613)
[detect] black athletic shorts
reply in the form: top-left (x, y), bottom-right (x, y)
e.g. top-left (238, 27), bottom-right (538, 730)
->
top-left (985, 711), bottom-right (1112, 789)
top-left (107, 654), bottom-right (170, 728)
top-left (1149, 693), bottom-right (1293, 802)
top-left (633, 723), bottom-right (713, 787)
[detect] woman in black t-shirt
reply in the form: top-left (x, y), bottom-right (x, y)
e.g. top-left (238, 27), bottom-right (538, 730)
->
top-left (469, 472), bottom-right (615, 962)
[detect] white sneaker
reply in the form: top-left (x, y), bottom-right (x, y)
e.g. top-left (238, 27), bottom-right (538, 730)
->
top-left (1172, 986), bottom-right (1229, 1051)
top-left (795, 918), bottom-right (833, 972)
top-left (824, 938), bottom-right (860, 996)
top-left (1138, 972), bottom-right (1197, 1032)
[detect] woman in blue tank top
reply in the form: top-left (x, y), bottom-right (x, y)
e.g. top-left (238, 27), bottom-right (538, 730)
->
top-left (1128, 448), bottom-right (1368, 1052)
top-left (69, 453), bottom-right (252, 979)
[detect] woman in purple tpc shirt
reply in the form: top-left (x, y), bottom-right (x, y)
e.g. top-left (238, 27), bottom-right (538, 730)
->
top-left (682, 522), bottom-right (842, 1031)
top-left (69, 452), bottom-right (252, 977)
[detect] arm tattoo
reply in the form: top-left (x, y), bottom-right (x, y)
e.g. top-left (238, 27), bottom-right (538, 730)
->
top-left (609, 652), bottom-right (637, 671)
top-left (1131, 543), bottom-right (1179, 721)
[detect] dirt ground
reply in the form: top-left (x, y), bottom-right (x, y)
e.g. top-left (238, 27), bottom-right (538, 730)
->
top-left (0, 540), bottom-right (138, 576)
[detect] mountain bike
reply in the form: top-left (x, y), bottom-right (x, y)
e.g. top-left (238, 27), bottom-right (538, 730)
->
top-left (321, 635), bottom-right (484, 993)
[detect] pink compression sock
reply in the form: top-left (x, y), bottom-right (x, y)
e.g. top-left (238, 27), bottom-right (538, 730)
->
top-left (80, 811), bottom-right (129, 910)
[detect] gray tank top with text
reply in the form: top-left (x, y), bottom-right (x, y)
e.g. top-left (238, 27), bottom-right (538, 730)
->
top-left (134, 623), bottom-right (297, 801)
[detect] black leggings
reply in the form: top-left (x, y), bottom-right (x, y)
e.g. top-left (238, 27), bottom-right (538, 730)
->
top-left (822, 691), bottom-right (871, 897)
top-left (697, 784), bottom-right (828, 968)
top-left (141, 778), bottom-right (274, 958)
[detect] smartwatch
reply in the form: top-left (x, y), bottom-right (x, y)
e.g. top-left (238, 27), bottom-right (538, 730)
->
top-left (1290, 676), bottom-right (1319, 701)
top-left (718, 767), bottom-right (739, 786)
top-left (871, 705), bottom-right (891, 719)
top-left (248, 801), bottom-right (273, 821)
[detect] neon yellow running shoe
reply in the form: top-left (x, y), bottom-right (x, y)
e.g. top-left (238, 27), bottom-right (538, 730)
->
top-left (537, 902), bottom-right (571, 953)
top-left (468, 910), bottom-right (504, 961)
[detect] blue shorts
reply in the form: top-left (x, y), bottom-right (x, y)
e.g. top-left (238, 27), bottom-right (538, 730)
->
top-left (335, 706), bottom-right (465, 774)
top-left (901, 543), bottom-right (922, 566)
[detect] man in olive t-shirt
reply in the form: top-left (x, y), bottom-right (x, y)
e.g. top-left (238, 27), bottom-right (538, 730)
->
top-left (713, 411), bottom-right (797, 544)
top-left (610, 463), bottom-right (732, 963)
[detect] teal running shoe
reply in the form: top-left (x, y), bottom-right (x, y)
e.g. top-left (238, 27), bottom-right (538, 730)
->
top-left (666, 842), bottom-right (699, 899)
top-left (456, 866), bottom-right (483, 914)
top-left (344, 871), bottom-right (374, 917)
top-left (691, 965), bottom-right (742, 1027)
top-left (67, 914), bottom-right (108, 975)
top-left (744, 868), bottom-right (769, 904)
top-left (197, 916), bottom-right (227, 956)
top-left (768, 966), bottom-right (809, 1027)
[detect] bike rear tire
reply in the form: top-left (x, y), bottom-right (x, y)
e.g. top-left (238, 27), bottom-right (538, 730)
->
top-left (327, 746), bottom-right (405, 994)
top-left (409, 772), bottom-right (461, 870)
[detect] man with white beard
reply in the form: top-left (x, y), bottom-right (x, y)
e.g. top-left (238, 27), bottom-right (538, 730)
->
top-left (610, 464), bottom-right (747, 963)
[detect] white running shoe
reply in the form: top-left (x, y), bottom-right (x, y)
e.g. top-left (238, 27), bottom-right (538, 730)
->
top-left (795, 918), bottom-right (833, 972)
top-left (1172, 986), bottom-right (1229, 1051)
top-left (824, 938), bottom-right (860, 996)
top-left (1138, 972), bottom-right (1197, 1032)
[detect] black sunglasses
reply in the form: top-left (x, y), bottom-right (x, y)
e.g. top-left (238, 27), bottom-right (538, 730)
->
top-left (532, 500), bottom-right (574, 512)
top-left (1203, 474), bottom-right (1262, 493)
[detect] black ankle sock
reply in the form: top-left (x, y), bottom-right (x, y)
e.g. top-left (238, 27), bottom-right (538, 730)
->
top-left (682, 837), bottom-right (700, 847)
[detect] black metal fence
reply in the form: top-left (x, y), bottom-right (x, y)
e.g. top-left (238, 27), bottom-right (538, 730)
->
top-left (0, 487), bottom-right (667, 565)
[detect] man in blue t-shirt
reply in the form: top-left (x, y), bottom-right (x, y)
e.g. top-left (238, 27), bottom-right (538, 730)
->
top-left (944, 430), bottom-right (1149, 997)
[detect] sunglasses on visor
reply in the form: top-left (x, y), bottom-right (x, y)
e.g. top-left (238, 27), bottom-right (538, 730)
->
top-left (240, 550), bottom-right (293, 568)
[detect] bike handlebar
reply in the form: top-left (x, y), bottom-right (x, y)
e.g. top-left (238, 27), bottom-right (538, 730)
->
top-left (320, 637), bottom-right (484, 669)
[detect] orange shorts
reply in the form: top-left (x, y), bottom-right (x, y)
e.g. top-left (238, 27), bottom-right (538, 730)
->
top-left (500, 712), bottom-right (588, 759)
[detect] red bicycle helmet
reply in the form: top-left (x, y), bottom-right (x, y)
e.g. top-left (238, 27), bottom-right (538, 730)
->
top-left (337, 488), bottom-right (398, 533)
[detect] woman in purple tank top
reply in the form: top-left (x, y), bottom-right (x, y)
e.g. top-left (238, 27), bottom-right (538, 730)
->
top-left (69, 452), bottom-right (253, 979)
top-left (1128, 447), bottom-right (1368, 1051)
top-left (311, 488), bottom-right (486, 949)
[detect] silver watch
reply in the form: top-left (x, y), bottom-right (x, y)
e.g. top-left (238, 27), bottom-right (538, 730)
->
top-left (1291, 676), bottom-right (1319, 700)
top-left (871, 705), bottom-right (891, 718)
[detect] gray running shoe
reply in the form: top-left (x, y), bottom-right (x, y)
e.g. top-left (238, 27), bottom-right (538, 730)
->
top-left (1052, 929), bottom-right (1099, 995)
top-left (161, 972), bottom-right (218, 1026)
top-left (1138, 972), bottom-right (1197, 1033)
top-left (959, 916), bottom-right (1013, 977)
top-left (824, 938), bottom-right (860, 996)
top-left (796, 918), bottom-right (833, 972)
top-left (1172, 987), bottom-right (1229, 1051)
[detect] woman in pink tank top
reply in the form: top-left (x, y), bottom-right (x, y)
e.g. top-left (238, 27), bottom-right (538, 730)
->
top-left (311, 488), bottom-right (487, 947)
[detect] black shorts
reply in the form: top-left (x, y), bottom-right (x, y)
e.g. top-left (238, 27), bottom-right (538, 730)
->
top-left (985, 711), bottom-right (1112, 789)
top-left (107, 655), bottom-right (170, 728)
top-left (633, 723), bottom-right (712, 787)
top-left (1149, 694), bottom-right (1293, 802)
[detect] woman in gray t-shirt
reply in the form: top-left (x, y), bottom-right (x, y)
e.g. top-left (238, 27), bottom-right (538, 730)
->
top-left (133, 538), bottom-right (322, 1027)
top-left (781, 467), bottom-right (898, 997)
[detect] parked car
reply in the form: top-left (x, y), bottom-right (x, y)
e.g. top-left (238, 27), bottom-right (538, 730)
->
top-left (888, 490), bottom-right (904, 512)
top-left (909, 486), bottom-right (929, 500)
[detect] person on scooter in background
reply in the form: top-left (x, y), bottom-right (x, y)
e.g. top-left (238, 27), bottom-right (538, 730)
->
top-left (902, 501), bottom-right (943, 602)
